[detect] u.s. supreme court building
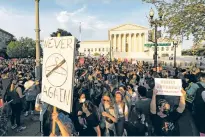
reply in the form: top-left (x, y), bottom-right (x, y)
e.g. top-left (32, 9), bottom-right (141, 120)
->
top-left (79, 24), bottom-right (182, 60)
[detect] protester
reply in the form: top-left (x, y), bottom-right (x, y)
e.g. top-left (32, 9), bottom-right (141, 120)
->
top-left (35, 91), bottom-right (48, 136)
top-left (49, 112), bottom-right (71, 136)
top-left (79, 100), bottom-right (101, 136)
top-left (115, 91), bottom-right (128, 136)
top-left (5, 78), bottom-right (26, 132)
top-left (99, 92), bottom-right (117, 136)
top-left (150, 88), bottom-right (186, 136)
top-left (1, 57), bottom-right (204, 136)
top-left (191, 73), bottom-right (205, 136)
top-left (24, 79), bottom-right (38, 116)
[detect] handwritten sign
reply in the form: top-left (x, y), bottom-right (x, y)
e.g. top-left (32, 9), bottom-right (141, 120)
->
top-left (155, 78), bottom-right (182, 96)
top-left (41, 36), bottom-right (76, 113)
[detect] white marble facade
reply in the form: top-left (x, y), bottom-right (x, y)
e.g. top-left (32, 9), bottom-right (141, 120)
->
top-left (79, 24), bottom-right (181, 59)
top-left (109, 24), bottom-right (148, 53)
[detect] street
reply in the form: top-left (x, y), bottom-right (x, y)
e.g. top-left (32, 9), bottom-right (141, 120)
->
top-left (7, 113), bottom-right (40, 136)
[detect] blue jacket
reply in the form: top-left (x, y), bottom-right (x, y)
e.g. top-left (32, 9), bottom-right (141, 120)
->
top-left (186, 82), bottom-right (205, 96)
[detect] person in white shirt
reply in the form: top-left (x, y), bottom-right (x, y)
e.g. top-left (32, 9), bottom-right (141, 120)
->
top-left (35, 93), bottom-right (48, 136)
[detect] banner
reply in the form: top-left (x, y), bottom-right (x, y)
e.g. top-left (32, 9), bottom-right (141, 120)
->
top-left (155, 78), bottom-right (182, 96)
top-left (41, 36), bottom-right (76, 113)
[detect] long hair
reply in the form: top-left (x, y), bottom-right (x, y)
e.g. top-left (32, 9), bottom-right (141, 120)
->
top-left (83, 100), bottom-right (96, 113)
top-left (102, 91), bottom-right (115, 108)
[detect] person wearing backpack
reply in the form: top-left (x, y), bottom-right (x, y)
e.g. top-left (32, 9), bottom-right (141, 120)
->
top-left (5, 79), bottom-right (26, 132)
top-left (24, 79), bottom-right (38, 117)
top-left (192, 73), bottom-right (205, 136)
top-left (186, 72), bottom-right (205, 101)
top-left (135, 86), bottom-right (152, 135)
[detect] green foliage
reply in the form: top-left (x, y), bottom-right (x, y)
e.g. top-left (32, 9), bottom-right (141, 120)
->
top-left (143, 0), bottom-right (205, 44)
top-left (7, 37), bottom-right (38, 58)
top-left (5, 37), bottom-right (17, 45)
top-left (50, 28), bottom-right (72, 37)
top-left (182, 48), bottom-right (205, 56)
top-left (50, 28), bottom-right (80, 50)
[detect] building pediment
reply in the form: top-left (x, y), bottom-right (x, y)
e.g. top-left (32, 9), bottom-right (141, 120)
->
top-left (109, 24), bottom-right (148, 31)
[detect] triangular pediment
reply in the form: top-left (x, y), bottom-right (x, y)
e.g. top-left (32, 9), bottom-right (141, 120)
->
top-left (109, 24), bottom-right (148, 31)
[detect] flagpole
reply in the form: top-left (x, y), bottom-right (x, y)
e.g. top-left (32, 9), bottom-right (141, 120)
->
top-left (79, 22), bottom-right (82, 41)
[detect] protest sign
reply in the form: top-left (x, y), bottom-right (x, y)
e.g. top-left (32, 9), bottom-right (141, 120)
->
top-left (79, 58), bottom-right (84, 65)
top-left (155, 78), bottom-right (182, 96)
top-left (41, 36), bottom-right (76, 113)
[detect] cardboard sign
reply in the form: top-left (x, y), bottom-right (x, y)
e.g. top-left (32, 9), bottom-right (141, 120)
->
top-left (41, 36), bottom-right (76, 113)
top-left (155, 78), bottom-right (182, 96)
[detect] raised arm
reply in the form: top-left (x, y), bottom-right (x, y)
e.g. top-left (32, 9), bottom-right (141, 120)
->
top-left (102, 111), bottom-right (117, 123)
top-left (51, 112), bottom-right (70, 136)
top-left (177, 89), bottom-right (186, 113)
top-left (94, 125), bottom-right (101, 137)
top-left (150, 89), bottom-right (157, 114)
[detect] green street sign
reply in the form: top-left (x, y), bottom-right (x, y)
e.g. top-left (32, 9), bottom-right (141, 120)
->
top-left (144, 43), bottom-right (171, 47)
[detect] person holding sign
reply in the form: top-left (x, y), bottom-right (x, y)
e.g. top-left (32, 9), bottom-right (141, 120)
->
top-left (150, 88), bottom-right (186, 136)
top-left (49, 112), bottom-right (71, 137)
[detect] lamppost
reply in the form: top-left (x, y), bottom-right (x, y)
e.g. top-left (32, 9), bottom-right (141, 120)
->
top-left (149, 8), bottom-right (163, 71)
top-left (110, 45), bottom-right (113, 61)
top-left (35, 0), bottom-right (41, 80)
top-left (173, 41), bottom-right (178, 68)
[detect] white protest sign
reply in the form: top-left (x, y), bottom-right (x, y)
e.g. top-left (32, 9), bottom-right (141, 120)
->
top-left (155, 78), bottom-right (182, 96)
top-left (41, 36), bottom-right (76, 113)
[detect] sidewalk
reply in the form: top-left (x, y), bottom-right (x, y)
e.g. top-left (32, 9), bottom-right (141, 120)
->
top-left (7, 113), bottom-right (40, 136)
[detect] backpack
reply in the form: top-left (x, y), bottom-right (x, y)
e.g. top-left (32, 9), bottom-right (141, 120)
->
top-left (185, 82), bottom-right (195, 103)
top-left (193, 83), bottom-right (205, 113)
top-left (192, 83), bottom-right (205, 133)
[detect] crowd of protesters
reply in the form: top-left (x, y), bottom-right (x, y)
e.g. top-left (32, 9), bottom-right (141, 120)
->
top-left (0, 58), bottom-right (39, 135)
top-left (0, 56), bottom-right (205, 136)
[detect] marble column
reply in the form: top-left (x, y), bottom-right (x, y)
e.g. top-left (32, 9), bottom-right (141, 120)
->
top-left (141, 33), bottom-right (144, 52)
top-left (134, 34), bottom-right (136, 52)
top-left (134, 33), bottom-right (136, 52)
top-left (122, 34), bottom-right (126, 52)
top-left (110, 35), bottom-right (113, 52)
top-left (139, 33), bottom-right (142, 52)
top-left (129, 33), bottom-right (132, 52)
top-left (113, 34), bottom-right (116, 52)
top-left (131, 34), bottom-right (135, 52)
top-left (136, 34), bottom-right (139, 52)
top-left (118, 34), bottom-right (121, 52)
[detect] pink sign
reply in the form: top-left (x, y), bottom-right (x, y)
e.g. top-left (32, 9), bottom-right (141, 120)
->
top-left (79, 58), bottom-right (84, 65)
